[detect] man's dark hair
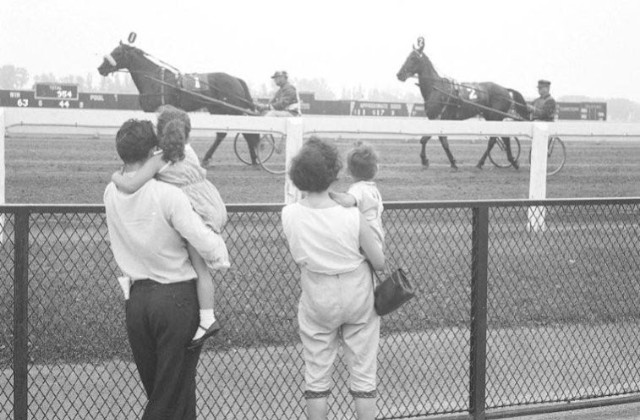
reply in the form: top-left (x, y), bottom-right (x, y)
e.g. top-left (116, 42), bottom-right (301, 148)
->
top-left (288, 136), bottom-right (342, 192)
top-left (115, 119), bottom-right (158, 164)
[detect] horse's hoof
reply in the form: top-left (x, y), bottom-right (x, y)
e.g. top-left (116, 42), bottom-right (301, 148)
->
top-left (475, 164), bottom-right (483, 170)
top-left (511, 161), bottom-right (520, 170)
top-left (450, 165), bottom-right (459, 172)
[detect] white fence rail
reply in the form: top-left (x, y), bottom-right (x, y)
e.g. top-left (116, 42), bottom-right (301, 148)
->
top-left (3, 108), bottom-right (640, 229)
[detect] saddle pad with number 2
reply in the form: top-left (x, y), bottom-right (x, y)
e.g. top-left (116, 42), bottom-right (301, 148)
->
top-left (457, 82), bottom-right (487, 103)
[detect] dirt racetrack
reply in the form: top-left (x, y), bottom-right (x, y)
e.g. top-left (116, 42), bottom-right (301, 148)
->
top-left (4, 134), bottom-right (639, 204)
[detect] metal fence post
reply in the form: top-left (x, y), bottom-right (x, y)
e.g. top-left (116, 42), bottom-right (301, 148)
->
top-left (14, 208), bottom-right (29, 420)
top-left (469, 206), bottom-right (489, 420)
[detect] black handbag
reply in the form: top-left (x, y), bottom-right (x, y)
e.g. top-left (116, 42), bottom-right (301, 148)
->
top-left (370, 265), bottom-right (416, 316)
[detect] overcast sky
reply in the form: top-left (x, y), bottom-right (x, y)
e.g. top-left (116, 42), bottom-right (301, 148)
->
top-left (2, 0), bottom-right (640, 101)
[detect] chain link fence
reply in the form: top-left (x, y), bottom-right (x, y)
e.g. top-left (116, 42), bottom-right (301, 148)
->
top-left (1, 199), bottom-right (639, 419)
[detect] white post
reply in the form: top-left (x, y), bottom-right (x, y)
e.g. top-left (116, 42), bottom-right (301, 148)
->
top-left (284, 117), bottom-right (304, 204)
top-left (0, 109), bottom-right (5, 243)
top-left (527, 122), bottom-right (549, 232)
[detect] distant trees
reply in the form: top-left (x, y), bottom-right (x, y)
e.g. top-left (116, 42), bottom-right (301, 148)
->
top-left (341, 85), bottom-right (365, 100)
top-left (293, 78), bottom-right (336, 100)
top-left (0, 65), bottom-right (30, 89)
top-left (0, 63), bottom-right (137, 93)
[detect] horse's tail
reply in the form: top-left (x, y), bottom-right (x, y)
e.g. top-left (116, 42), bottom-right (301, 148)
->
top-left (508, 89), bottom-right (530, 121)
top-left (237, 78), bottom-right (256, 112)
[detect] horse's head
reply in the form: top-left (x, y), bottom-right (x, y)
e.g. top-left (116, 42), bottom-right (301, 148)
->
top-left (396, 37), bottom-right (429, 82)
top-left (98, 42), bottom-right (138, 76)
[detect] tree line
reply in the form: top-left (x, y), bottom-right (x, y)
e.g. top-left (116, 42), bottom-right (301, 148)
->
top-left (0, 64), bottom-right (138, 94)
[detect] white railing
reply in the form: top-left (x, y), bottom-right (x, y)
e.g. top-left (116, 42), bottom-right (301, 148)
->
top-left (4, 108), bottom-right (640, 230)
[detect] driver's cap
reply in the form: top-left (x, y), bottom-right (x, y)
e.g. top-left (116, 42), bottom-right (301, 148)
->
top-left (271, 71), bottom-right (288, 79)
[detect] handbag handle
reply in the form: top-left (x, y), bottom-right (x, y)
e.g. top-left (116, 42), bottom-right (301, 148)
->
top-left (365, 259), bottom-right (394, 287)
top-left (365, 259), bottom-right (380, 288)
top-left (395, 268), bottom-right (415, 293)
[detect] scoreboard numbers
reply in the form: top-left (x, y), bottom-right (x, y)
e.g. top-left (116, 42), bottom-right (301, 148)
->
top-left (34, 83), bottom-right (79, 101)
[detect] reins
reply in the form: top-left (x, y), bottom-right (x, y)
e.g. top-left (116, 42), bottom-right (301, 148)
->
top-left (434, 79), bottom-right (456, 119)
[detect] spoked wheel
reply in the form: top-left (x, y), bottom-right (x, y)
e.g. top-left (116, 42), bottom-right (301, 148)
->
top-left (258, 134), bottom-right (286, 175)
top-left (529, 136), bottom-right (566, 176)
top-left (488, 136), bottom-right (521, 168)
top-left (233, 133), bottom-right (257, 165)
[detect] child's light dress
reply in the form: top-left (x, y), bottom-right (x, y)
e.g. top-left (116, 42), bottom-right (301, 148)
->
top-left (157, 144), bottom-right (229, 269)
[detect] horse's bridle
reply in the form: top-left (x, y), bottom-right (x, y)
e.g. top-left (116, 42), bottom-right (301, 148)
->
top-left (109, 46), bottom-right (175, 104)
top-left (104, 54), bottom-right (117, 67)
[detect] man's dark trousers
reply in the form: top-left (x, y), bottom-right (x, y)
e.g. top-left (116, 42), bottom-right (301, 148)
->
top-left (126, 279), bottom-right (202, 420)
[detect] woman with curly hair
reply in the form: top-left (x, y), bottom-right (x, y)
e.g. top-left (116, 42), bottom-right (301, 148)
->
top-left (111, 105), bottom-right (229, 349)
top-left (282, 136), bottom-right (385, 420)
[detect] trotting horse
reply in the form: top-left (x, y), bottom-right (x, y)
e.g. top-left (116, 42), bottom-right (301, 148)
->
top-left (396, 38), bottom-right (530, 169)
top-left (97, 37), bottom-right (260, 166)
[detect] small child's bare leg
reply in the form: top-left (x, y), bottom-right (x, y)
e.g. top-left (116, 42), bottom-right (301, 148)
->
top-left (187, 244), bottom-right (217, 342)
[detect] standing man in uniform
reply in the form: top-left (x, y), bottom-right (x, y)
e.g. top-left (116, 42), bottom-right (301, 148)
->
top-left (256, 70), bottom-right (301, 116)
top-left (529, 79), bottom-right (557, 121)
top-left (104, 119), bottom-right (224, 420)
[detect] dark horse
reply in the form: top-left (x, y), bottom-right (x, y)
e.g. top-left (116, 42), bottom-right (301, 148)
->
top-left (97, 39), bottom-right (260, 165)
top-left (396, 38), bottom-right (530, 169)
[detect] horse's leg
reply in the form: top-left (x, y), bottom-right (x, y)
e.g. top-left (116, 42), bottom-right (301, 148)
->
top-left (202, 132), bottom-right (227, 166)
top-left (420, 136), bottom-right (430, 167)
top-left (243, 133), bottom-right (260, 166)
top-left (476, 136), bottom-right (497, 169)
top-left (438, 136), bottom-right (458, 170)
top-left (502, 136), bottom-right (520, 170)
